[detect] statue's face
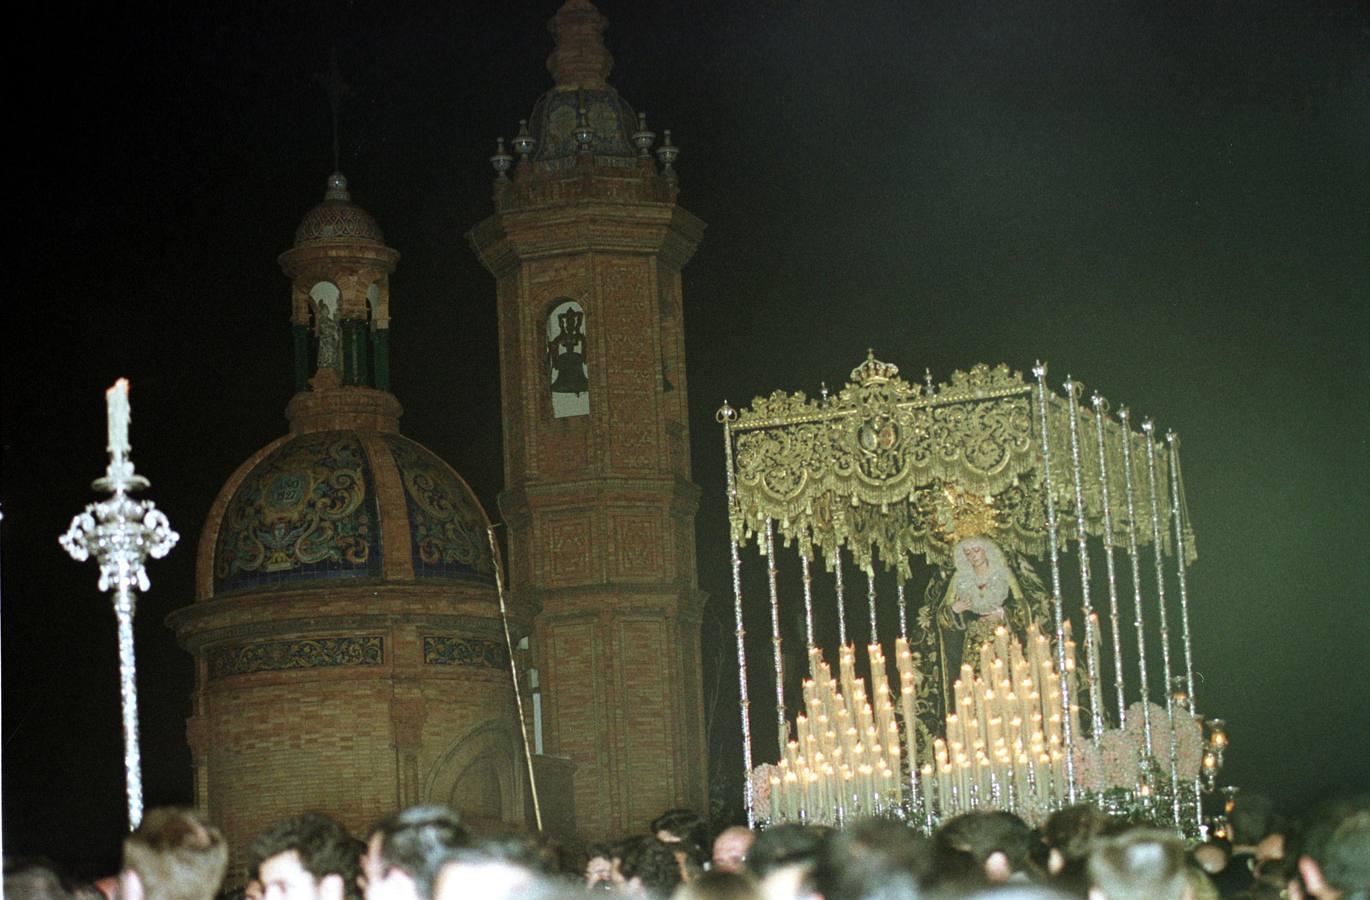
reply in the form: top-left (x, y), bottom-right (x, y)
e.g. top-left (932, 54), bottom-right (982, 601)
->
top-left (963, 543), bottom-right (988, 568)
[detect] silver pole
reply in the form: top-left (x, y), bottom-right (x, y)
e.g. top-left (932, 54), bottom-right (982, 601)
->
top-left (1118, 408), bottom-right (1155, 758)
top-left (718, 403), bottom-right (756, 826)
top-left (1064, 379), bottom-right (1105, 742)
top-left (801, 553), bottom-right (816, 649)
top-left (896, 581), bottom-right (908, 640)
top-left (1143, 420), bottom-right (1182, 825)
top-left (60, 379), bottom-right (179, 831)
top-left (1032, 363), bottom-right (1077, 802)
top-left (865, 568), bottom-right (879, 644)
top-left (1091, 393), bottom-right (1128, 726)
top-left (833, 546), bottom-right (848, 648)
top-left (1166, 432), bottom-right (1205, 833)
top-left (1166, 433), bottom-right (1197, 709)
top-left (765, 520), bottom-right (787, 755)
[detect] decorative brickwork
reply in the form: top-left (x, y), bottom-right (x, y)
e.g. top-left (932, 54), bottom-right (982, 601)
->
top-left (207, 636), bottom-right (383, 679)
top-left (422, 636), bottom-right (509, 669)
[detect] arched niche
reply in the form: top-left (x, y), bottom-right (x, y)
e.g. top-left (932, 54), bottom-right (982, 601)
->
top-left (424, 720), bottom-right (521, 828)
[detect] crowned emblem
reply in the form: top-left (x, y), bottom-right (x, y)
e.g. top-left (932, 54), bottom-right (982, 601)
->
top-left (850, 349), bottom-right (900, 386)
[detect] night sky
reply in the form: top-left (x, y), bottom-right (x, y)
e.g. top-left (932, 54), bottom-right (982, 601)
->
top-left (4, 0), bottom-right (1367, 875)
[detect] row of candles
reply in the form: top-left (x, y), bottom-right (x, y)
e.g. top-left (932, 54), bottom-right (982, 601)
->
top-left (764, 624), bottom-right (1081, 825)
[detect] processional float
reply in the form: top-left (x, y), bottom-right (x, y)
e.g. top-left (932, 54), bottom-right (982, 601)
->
top-left (718, 354), bottom-right (1228, 835)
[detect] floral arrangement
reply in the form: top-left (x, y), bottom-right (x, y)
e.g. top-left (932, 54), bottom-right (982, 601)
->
top-left (1073, 701), bottom-right (1204, 793)
top-left (749, 763), bottom-right (777, 822)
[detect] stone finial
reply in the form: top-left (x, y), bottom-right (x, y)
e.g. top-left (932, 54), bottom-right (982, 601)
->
top-left (546, 0), bottom-right (613, 89)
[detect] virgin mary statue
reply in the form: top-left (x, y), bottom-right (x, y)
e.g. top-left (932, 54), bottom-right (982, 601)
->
top-left (933, 534), bottom-right (1043, 708)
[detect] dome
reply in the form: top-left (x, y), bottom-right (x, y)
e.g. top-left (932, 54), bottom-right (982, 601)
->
top-left (207, 428), bottom-right (495, 598)
top-left (293, 172), bottom-right (385, 246)
top-left (528, 87), bottom-right (639, 167)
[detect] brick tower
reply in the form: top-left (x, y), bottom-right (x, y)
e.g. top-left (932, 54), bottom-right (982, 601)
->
top-left (468, 0), bottom-right (709, 839)
top-left (170, 173), bottom-right (528, 881)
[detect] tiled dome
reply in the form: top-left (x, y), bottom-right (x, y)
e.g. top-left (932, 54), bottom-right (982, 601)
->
top-left (293, 172), bottom-right (385, 246)
top-left (208, 429), bottom-right (494, 597)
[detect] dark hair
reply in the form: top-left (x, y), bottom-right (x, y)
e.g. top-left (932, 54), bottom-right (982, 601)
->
top-left (123, 807), bottom-right (229, 900)
top-left (1228, 792), bottom-right (1274, 846)
top-left (1041, 804), bottom-right (1116, 895)
top-left (747, 823), bottom-right (831, 878)
top-left (650, 808), bottom-right (709, 848)
top-left (811, 817), bottom-right (930, 900)
top-left (617, 836), bottom-right (684, 896)
top-left (673, 870), bottom-right (761, 900)
top-left (248, 812), bottom-right (360, 897)
top-left (935, 810), bottom-right (1040, 885)
top-left (372, 805), bottom-right (471, 900)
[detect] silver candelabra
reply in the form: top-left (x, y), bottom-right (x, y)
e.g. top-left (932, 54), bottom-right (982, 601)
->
top-left (59, 379), bottom-right (178, 829)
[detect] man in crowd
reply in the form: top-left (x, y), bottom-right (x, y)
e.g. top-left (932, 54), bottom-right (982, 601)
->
top-left (250, 813), bottom-right (360, 900)
top-left (1087, 828), bottom-right (1191, 900)
top-left (361, 805), bottom-right (469, 900)
top-left (432, 835), bottom-right (547, 900)
top-left (711, 826), bottom-right (755, 875)
top-left (119, 807), bottom-right (228, 900)
top-left (933, 810), bottom-right (1040, 888)
top-left (1288, 793), bottom-right (1370, 900)
top-left (616, 835), bottom-right (686, 897)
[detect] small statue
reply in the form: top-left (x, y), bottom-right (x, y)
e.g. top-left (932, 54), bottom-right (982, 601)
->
top-left (548, 305), bottom-right (588, 395)
top-left (316, 300), bottom-right (341, 372)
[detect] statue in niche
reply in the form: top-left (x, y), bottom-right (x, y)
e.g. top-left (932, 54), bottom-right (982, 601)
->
top-left (315, 299), bottom-right (341, 371)
top-left (548, 305), bottom-right (587, 394)
top-left (547, 300), bottom-right (590, 418)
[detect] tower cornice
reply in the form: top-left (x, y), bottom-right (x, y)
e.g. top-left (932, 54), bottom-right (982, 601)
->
top-left (469, 202), bottom-right (704, 273)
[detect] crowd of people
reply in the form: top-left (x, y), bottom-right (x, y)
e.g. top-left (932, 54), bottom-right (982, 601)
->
top-left (4, 789), bottom-right (1366, 900)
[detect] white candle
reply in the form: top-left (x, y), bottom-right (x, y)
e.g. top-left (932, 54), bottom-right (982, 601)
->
top-left (106, 378), bottom-right (130, 458)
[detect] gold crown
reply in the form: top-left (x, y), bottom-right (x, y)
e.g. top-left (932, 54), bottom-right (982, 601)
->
top-left (933, 484), bottom-right (1002, 544)
top-left (851, 349), bottom-right (900, 385)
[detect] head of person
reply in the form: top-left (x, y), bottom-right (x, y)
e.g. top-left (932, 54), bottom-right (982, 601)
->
top-left (747, 824), bottom-right (831, 881)
top-left (431, 835), bottom-right (545, 900)
top-left (1087, 828), bottom-right (1190, 900)
top-left (3, 857), bottom-right (80, 899)
top-left (1229, 792), bottom-right (1275, 850)
top-left (810, 817), bottom-right (930, 900)
top-left (584, 842), bottom-right (617, 891)
top-left (936, 811), bottom-right (1039, 886)
top-left (1288, 792), bottom-right (1370, 900)
top-left (617, 836), bottom-right (685, 897)
top-left (672, 869), bottom-right (762, 900)
top-left (712, 827), bottom-right (756, 875)
top-left (250, 812), bottom-right (360, 900)
top-left (1040, 805), bottom-right (1117, 896)
top-left (118, 807), bottom-right (229, 900)
top-left (652, 809), bottom-right (709, 850)
top-left (363, 805), bottom-right (470, 900)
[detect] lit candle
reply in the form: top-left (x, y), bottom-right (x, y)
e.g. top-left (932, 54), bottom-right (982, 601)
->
top-left (106, 378), bottom-right (130, 459)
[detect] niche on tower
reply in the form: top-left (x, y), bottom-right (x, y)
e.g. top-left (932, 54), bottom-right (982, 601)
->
top-left (547, 299), bottom-right (589, 418)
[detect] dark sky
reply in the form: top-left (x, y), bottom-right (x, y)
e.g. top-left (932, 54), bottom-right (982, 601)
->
top-left (4, 0), bottom-right (1368, 874)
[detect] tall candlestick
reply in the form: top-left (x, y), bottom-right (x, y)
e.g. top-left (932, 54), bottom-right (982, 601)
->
top-left (62, 379), bottom-right (178, 830)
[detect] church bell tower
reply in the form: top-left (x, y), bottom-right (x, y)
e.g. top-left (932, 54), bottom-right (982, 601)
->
top-left (468, 0), bottom-right (708, 838)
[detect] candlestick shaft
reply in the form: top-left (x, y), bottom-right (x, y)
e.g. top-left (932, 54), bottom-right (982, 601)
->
top-left (114, 585), bottom-right (143, 830)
